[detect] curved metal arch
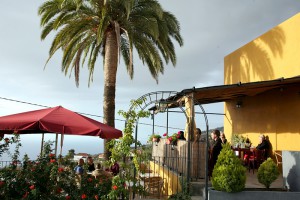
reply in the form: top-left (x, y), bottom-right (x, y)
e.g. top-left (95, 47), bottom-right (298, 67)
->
top-left (129, 91), bottom-right (210, 199)
top-left (129, 91), bottom-right (188, 199)
top-left (129, 91), bottom-right (178, 111)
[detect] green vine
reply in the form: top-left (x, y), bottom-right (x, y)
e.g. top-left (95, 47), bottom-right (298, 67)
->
top-left (107, 99), bottom-right (150, 199)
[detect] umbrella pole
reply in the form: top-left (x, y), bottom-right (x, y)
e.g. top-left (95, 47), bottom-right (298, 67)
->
top-left (60, 133), bottom-right (64, 156)
top-left (59, 134), bottom-right (64, 166)
top-left (40, 133), bottom-right (45, 156)
top-left (55, 133), bottom-right (58, 156)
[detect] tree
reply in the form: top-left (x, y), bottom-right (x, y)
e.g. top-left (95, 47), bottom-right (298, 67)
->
top-left (38, 0), bottom-right (183, 159)
top-left (67, 149), bottom-right (75, 158)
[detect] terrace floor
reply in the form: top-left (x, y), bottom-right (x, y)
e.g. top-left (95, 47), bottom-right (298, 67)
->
top-left (245, 171), bottom-right (283, 188)
top-left (136, 172), bottom-right (284, 199)
top-left (189, 171), bottom-right (284, 200)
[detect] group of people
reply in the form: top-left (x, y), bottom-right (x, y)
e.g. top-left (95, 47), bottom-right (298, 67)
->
top-left (208, 129), bottom-right (270, 177)
top-left (243, 134), bottom-right (270, 164)
top-left (74, 156), bottom-right (120, 178)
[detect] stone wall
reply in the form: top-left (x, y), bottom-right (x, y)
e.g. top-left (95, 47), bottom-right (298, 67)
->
top-left (152, 138), bottom-right (206, 179)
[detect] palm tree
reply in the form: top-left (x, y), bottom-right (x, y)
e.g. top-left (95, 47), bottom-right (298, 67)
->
top-left (38, 0), bottom-right (183, 159)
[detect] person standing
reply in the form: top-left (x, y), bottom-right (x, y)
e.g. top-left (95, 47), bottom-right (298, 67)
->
top-left (74, 158), bottom-right (84, 188)
top-left (220, 132), bottom-right (227, 144)
top-left (195, 128), bottom-right (202, 142)
top-left (209, 129), bottom-right (222, 177)
top-left (110, 162), bottom-right (120, 176)
top-left (87, 156), bottom-right (95, 172)
top-left (74, 158), bottom-right (84, 175)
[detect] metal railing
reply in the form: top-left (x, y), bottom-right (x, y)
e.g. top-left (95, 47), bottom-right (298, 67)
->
top-left (0, 161), bottom-right (23, 169)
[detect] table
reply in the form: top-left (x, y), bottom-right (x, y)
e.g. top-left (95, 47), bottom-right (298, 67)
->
top-left (139, 173), bottom-right (160, 179)
top-left (232, 147), bottom-right (253, 159)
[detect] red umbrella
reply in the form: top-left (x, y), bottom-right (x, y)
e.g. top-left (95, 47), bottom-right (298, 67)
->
top-left (0, 106), bottom-right (122, 156)
top-left (0, 106), bottom-right (122, 139)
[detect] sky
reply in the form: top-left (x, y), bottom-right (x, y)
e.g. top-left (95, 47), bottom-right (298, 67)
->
top-left (1, 0), bottom-right (300, 160)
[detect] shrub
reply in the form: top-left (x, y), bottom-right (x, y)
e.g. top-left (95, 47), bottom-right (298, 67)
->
top-left (0, 140), bottom-right (112, 199)
top-left (211, 143), bottom-right (246, 192)
top-left (257, 157), bottom-right (279, 189)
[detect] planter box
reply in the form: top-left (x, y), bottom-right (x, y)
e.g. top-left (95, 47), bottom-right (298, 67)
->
top-left (208, 188), bottom-right (300, 200)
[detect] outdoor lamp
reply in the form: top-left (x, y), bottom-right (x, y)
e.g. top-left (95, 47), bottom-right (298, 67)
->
top-left (156, 99), bottom-right (168, 113)
top-left (236, 101), bottom-right (242, 108)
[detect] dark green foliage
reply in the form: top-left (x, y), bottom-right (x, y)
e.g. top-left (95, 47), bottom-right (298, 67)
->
top-left (257, 158), bottom-right (279, 189)
top-left (0, 140), bottom-right (112, 199)
top-left (168, 192), bottom-right (191, 200)
top-left (212, 143), bottom-right (246, 193)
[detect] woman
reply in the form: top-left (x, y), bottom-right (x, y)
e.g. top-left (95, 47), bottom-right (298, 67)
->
top-left (220, 132), bottom-right (227, 144)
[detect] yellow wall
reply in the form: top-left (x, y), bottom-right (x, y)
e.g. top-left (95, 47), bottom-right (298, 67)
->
top-left (149, 161), bottom-right (182, 198)
top-left (224, 13), bottom-right (300, 151)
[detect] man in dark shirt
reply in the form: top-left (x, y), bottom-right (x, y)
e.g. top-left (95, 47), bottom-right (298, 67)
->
top-left (256, 134), bottom-right (269, 158)
top-left (87, 156), bottom-right (95, 172)
top-left (209, 129), bottom-right (222, 177)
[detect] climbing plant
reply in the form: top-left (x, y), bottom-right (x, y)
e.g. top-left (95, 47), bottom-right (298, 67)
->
top-left (107, 98), bottom-right (150, 199)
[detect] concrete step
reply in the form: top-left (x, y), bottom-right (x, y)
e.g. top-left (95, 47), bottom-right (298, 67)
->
top-left (190, 180), bottom-right (211, 196)
top-left (191, 196), bottom-right (204, 200)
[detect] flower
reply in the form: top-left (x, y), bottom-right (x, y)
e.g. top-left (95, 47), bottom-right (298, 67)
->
top-left (22, 192), bottom-right (29, 199)
top-left (94, 195), bottom-right (99, 200)
top-left (88, 178), bottom-right (93, 182)
top-left (112, 185), bottom-right (118, 190)
top-left (166, 132), bottom-right (180, 145)
top-left (50, 159), bottom-right (56, 163)
top-left (163, 133), bottom-right (167, 137)
top-left (57, 188), bottom-right (62, 194)
top-left (81, 194), bottom-right (87, 199)
top-left (0, 181), bottom-right (5, 187)
top-left (29, 185), bottom-right (35, 190)
top-left (65, 195), bottom-right (71, 200)
top-left (49, 153), bottom-right (55, 158)
top-left (58, 167), bottom-right (64, 172)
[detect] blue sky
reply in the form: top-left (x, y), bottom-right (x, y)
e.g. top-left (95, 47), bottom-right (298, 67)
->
top-left (1, 0), bottom-right (300, 160)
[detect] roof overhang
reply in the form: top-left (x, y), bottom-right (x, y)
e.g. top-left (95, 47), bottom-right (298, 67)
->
top-left (169, 76), bottom-right (300, 107)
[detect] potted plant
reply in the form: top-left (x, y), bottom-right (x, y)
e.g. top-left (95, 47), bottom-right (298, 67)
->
top-left (165, 132), bottom-right (180, 145)
top-left (148, 134), bottom-right (161, 143)
top-left (211, 143), bottom-right (246, 193)
top-left (231, 134), bottom-right (247, 148)
top-left (208, 144), bottom-right (300, 200)
top-left (257, 158), bottom-right (280, 189)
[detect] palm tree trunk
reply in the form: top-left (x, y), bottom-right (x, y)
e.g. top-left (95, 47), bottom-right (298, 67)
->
top-left (103, 30), bottom-right (118, 160)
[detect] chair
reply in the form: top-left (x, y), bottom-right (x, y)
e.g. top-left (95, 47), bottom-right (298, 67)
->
top-left (274, 150), bottom-right (282, 168)
top-left (143, 176), bottom-right (164, 199)
top-left (140, 163), bottom-right (153, 173)
top-left (248, 149), bottom-right (265, 174)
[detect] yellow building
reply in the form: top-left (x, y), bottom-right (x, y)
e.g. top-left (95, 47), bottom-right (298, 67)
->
top-left (224, 13), bottom-right (300, 151)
